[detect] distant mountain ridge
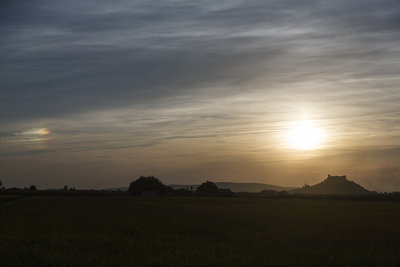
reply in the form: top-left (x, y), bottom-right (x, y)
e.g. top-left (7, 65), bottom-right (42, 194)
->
top-left (291, 175), bottom-right (373, 195)
top-left (169, 182), bottom-right (297, 193)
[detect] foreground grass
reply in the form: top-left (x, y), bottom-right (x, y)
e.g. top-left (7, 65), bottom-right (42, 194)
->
top-left (1, 197), bottom-right (400, 266)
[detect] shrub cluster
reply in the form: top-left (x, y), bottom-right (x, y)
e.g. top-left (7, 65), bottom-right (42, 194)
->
top-left (127, 177), bottom-right (234, 197)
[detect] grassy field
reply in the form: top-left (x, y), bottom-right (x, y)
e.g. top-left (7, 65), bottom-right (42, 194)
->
top-left (1, 196), bottom-right (400, 266)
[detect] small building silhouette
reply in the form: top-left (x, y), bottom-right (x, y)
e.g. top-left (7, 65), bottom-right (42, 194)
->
top-left (327, 174), bottom-right (346, 180)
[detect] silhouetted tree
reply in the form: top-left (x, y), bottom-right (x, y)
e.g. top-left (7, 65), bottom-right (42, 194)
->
top-left (196, 181), bottom-right (219, 196)
top-left (63, 185), bottom-right (68, 190)
top-left (128, 176), bottom-right (168, 196)
top-left (29, 185), bottom-right (37, 191)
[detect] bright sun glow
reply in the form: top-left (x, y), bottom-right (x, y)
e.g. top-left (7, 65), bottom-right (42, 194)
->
top-left (286, 120), bottom-right (325, 150)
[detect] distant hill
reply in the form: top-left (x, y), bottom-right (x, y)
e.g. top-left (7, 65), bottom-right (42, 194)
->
top-left (169, 182), bottom-right (297, 193)
top-left (291, 175), bottom-right (373, 195)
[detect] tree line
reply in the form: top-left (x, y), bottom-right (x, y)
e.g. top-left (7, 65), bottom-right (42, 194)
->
top-left (0, 176), bottom-right (235, 197)
top-left (128, 176), bottom-right (235, 197)
top-left (3, 176), bottom-right (400, 200)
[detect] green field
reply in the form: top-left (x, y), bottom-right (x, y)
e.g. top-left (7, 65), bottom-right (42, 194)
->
top-left (1, 196), bottom-right (400, 266)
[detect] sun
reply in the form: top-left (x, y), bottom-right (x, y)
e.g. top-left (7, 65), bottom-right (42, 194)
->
top-left (285, 120), bottom-right (325, 150)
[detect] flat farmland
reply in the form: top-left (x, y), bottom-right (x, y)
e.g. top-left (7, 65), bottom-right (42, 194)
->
top-left (1, 196), bottom-right (400, 266)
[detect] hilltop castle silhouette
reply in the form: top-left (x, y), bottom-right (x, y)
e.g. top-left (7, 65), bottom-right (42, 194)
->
top-left (327, 174), bottom-right (347, 180)
top-left (292, 174), bottom-right (371, 195)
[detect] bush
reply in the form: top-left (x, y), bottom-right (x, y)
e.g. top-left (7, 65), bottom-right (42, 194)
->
top-left (196, 181), bottom-right (219, 196)
top-left (29, 185), bottom-right (37, 191)
top-left (128, 176), bottom-right (168, 196)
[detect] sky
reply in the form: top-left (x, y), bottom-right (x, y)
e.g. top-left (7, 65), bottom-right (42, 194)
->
top-left (1, 0), bottom-right (400, 191)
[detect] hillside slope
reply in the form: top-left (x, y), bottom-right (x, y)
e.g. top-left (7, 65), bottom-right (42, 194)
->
top-left (291, 175), bottom-right (372, 195)
top-left (215, 182), bottom-right (296, 193)
top-left (169, 182), bottom-right (296, 193)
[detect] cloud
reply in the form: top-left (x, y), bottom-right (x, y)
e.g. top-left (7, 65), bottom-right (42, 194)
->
top-left (1, 0), bottom-right (400, 189)
top-left (1, 0), bottom-right (400, 123)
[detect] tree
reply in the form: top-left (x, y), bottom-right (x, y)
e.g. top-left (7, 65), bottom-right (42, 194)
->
top-left (29, 185), bottom-right (37, 191)
top-left (0, 178), bottom-right (2, 187)
top-left (196, 181), bottom-right (219, 196)
top-left (128, 176), bottom-right (168, 196)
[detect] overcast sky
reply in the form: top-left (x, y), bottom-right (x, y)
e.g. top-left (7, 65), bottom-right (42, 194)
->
top-left (1, 0), bottom-right (400, 191)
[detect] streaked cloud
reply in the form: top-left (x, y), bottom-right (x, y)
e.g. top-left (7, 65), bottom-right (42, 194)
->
top-left (1, 0), bottom-right (400, 190)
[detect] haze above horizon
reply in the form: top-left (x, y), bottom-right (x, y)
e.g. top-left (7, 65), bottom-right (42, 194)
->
top-left (1, 0), bottom-right (400, 191)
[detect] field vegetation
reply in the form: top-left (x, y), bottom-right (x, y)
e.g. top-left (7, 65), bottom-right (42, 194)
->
top-left (1, 196), bottom-right (400, 266)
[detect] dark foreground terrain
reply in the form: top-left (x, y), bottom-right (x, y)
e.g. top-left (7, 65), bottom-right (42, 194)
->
top-left (1, 196), bottom-right (400, 266)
